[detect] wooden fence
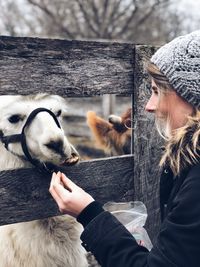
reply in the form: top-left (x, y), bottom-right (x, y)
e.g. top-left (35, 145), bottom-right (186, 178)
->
top-left (0, 36), bottom-right (163, 244)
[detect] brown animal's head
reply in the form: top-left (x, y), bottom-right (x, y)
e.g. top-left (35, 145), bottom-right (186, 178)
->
top-left (87, 108), bottom-right (132, 156)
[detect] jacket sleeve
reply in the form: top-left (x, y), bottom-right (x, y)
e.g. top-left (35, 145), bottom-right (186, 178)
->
top-left (79, 165), bottom-right (200, 267)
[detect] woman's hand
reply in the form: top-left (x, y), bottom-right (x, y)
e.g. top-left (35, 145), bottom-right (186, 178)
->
top-left (49, 172), bottom-right (94, 218)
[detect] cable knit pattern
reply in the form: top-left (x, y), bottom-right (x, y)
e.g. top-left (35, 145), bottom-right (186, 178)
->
top-left (151, 30), bottom-right (200, 108)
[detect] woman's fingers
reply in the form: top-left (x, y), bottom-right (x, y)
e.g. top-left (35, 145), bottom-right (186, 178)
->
top-left (50, 190), bottom-right (68, 213)
top-left (49, 171), bottom-right (94, 217)
top-left (60, 172), bottom-right (77, 192)
top-left (50, 172), bottom-right (61, 185)
top-left (49, 185), bottom-right (62, 205)
top-left (54, 182), bottom-right (69, 199)
top-left (49, 172), bottom-right (72, 213)
top-left (50, 172), bottom-right (67, 197)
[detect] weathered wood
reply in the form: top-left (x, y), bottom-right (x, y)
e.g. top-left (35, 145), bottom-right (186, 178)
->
top-left (0, 36), bottom-right (134, 96)
top-left (0, 155), bottom-right (134, 226)
top-left (0, 36), bottom-right (165, 245)
top-left (133, 45), bottom-right (162, 243)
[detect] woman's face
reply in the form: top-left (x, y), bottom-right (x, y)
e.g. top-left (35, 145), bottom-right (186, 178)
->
top-left (145, 79), bottom-right (193, 135)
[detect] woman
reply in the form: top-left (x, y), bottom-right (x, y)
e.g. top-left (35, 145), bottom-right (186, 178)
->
top-left (49, 31), bottom-right (200, 266)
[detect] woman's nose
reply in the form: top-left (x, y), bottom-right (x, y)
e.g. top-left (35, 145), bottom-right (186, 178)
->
top-left (145, 96), bottom-right (157, 113)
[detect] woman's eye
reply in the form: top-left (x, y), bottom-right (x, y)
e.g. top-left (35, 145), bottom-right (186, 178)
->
top-left (55, 110), bottom-right (62, 117)
top-left (8, 114), bottom-right (22, 123)
top-left (152, 89), bottom-right (158, 95)
top-left (151, 85), bottom-right (159, 96)
top-left (154, 90), bottom-right (158, 95)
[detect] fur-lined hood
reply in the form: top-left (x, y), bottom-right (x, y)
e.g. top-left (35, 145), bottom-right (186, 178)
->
top-left (160, 111), bottom-right (200, 176)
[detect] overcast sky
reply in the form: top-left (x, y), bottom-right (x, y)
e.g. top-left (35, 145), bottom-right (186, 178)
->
top-left (172, 0), bottom-right (200, 33)
top-left (0, 0), bottom-right (199, 37)
top-left (178, 0), bottom-right (200, 14)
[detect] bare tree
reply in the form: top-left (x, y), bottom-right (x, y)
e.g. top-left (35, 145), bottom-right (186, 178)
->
top-left (0, 0), bottom-right (198, 44)
top-left (0, 1), bottom-right (23, 36)
top-left (23, 0), bottom-right (173, 43)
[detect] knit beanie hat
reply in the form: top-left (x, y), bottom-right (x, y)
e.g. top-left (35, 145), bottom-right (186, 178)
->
top-left (151, 30), bottom-right (200, 109)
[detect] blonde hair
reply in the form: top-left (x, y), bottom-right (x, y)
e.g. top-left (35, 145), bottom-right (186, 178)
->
top-left (146, 62), bottom-right (172, 91)
top-left (146, 62), bottom-right (173, 140)
top-left (160, 110), bottom-right (200, 175)
top-left (147, 62), bottom-right (199, 175)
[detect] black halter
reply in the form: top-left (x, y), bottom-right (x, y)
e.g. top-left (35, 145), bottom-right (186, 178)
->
top-left (0, 108), bottom-right (61, 173)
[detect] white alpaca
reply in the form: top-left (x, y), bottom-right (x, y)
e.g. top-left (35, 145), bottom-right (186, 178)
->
top-left (0, 94), bottom-right (88, 267)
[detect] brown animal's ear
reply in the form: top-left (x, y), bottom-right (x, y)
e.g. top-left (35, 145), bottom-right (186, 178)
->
top-left (121, 108), bottom-right (132, 122)
top-left (121, 108), bottom-right (132, 129)
top-left (124, 118), bottom-right (132, 129)
top-left (86, 111), bottom-right (113, 148)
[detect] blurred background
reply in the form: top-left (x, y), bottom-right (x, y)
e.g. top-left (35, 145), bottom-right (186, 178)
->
top-left (0, 0), bottom-right (199, 159)
top-left (0, 0), bottom-right (199, 43)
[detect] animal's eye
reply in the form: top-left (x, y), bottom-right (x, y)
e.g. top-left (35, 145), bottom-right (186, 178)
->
top-left (8, 114), bottom-right (22, 123)
top-left (55, 110), bottom-right (62, 117)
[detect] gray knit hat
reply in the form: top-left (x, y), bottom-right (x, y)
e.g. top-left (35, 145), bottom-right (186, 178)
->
top-left (151, 30), bottom-right (200, 109)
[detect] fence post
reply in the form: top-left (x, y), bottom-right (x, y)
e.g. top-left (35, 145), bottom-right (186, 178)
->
top-left (133, 45), bottom-right (163, 243)
top-left (102, 94), bottom-right (116, 118)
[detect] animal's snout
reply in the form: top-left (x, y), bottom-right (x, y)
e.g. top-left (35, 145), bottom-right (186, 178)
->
top-left (45, 139), bottom-right (64, 154)
top-left (108, 114), bottom-right (122, 125)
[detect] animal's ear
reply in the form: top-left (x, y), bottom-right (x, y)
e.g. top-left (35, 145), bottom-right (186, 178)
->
top-left (121, 108), bottom-right (132, 122)
top-left (87, 111), bottom-right (113, 134)
top-left (50, 95), bottom-right (68, 117)
top-left (124, 118), bottom-right (132, 129)
top-left (87, 111), bottom-right (113, 147)
top-left (59, 107), bottom-right (68, 118)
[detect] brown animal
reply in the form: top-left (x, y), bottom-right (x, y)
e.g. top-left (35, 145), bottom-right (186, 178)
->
top-left (87, 108), bottom-right (132, 156)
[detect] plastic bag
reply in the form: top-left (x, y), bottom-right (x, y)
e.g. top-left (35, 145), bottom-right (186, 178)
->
top-left (103, 201), bottom-right (153, 251)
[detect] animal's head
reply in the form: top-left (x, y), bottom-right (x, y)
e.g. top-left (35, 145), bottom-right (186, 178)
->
top-left (0, 94), bottom-right (79, 169)
top-left (87, 108), bottom-right (132, 156)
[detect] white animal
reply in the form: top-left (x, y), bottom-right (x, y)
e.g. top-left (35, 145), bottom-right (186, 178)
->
top-left (0, 94), bottom-right (88, 267)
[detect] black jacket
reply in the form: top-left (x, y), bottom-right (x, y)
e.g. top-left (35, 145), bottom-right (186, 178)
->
top-left (77, 162), bottom-right (200, 267)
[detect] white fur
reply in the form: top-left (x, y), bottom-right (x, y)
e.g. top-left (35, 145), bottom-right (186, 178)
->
top-left (0, 94), bottom-right (88, 267)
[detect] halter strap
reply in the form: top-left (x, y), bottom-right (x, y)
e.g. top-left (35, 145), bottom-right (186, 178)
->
top-left (0, 108), bottom-right (61, 173)
top-left (0, 134), bottom-right (22, 150)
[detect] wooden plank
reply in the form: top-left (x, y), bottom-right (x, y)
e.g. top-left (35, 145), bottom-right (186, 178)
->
top-left (0, 155), bottom-right (134, 226)
top-left (133, 45), bottom-right (163, 243)
top-left (0, 36), bottom-right (134, 96)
